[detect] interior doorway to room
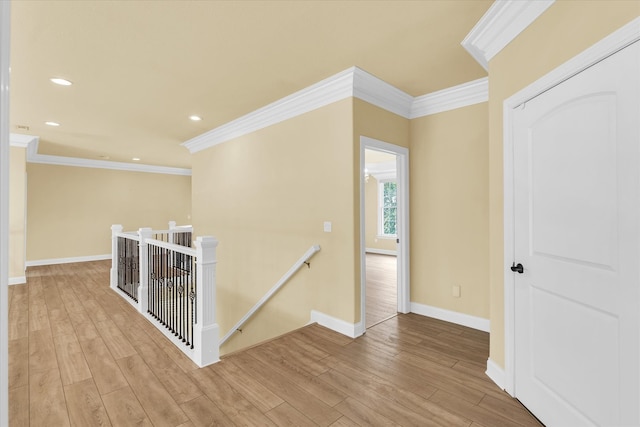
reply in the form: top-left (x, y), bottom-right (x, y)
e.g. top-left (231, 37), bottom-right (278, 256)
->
top-left (360, 137), bottom-right (409, 329)
top-left (364, 148), bottom-right (398, 327)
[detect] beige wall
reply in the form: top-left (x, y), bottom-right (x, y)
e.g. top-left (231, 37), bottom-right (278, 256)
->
top-left (192, 99), bottom-right (356, 355)
top-left (26, 163), bottom-right (191, 261)
top-left (9, 147), bottom-right (26, 279)
top-left (410, 102), bottom-right (489, 318)
top-left (353, 98), bottom-right (410, 319)
top-left (488, 1), bottom-right (640, 367)
top-left (364, 176), bottom-right (397, 252)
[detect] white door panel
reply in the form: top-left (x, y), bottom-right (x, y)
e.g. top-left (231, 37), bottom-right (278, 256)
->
top-left (513, 41), bottom-right (639, 426)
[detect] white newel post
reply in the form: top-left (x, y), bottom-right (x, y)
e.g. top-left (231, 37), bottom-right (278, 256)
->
top-left (110, 224), bottom-right (123, 291)
top-left (194, 236), bottom-right (220, 366)
top-left (138, 227), bottom-right (152, 313)
top-left (168, 220), bottom-right (176, 244)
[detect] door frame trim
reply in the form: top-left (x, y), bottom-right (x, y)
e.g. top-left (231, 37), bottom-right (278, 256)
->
top-left (503, 17), bottom-right (640, 396)
top-left (360, 136), bottom-right (410, 329)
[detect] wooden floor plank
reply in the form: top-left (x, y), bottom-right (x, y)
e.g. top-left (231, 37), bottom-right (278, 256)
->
top-left (334, 397), bottom-right (401, 427)
top-left (79, 336), bottom-right (129, 395)
top-left (94, 319), bottom-right (137, 360)
top-left (246, 343), bottom-right (346, 407)
top-left (366, 253), bottom-right (398, 327)
top-left (212, 357), bottom-right (284, 413)
top-left (180, 394), bottom-right (236, 426)
top-left (232, 352), bottom-right (343, 426)
top-left (429, 390), bottom-right (540, 427)
top-left (54, 333), bottom-right (93, 385)
top-left (134, 340), bottom-right (203, 404)
top-left (29, 328), bottom-right (59, 375)
top-left (8, 286), bottom-right (29, 340)
top-left (49, 307), bottom-right (77, 337)
top-left (64, 378), bottom-right (112, 427)
top-left (266, 402), bottom-right (317, 427)
top-left (29, 369), bottom-right (71, 427)
top-left (9, 384), bottom-right (29, 427)
top-left (10, 261), bottom-right (542, 427)
top-left (8, 337), bottom-right (28, 389)
top-left (101, 386), bottom-right (154, 427)
top-left (189, 366), bottom-right (277, 426)
top-left (117, 354), bottom-right (190, 427)
top-left (329, 416), bottom-right (361, 427)
top-left (319, 368), bottom-right (442, 427)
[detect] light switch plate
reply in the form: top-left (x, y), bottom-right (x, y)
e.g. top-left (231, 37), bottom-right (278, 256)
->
top-left (323, 221), bottom-right (332, 232)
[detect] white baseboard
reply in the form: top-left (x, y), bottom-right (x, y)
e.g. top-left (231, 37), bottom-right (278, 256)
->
top-left (410, 302), bottom-right (490, 332)
top-left (365, 248), bottom-right (397, 256)
top-left (9, 276), bottom-right (26, 285)
top-left (26, 253), bottom-right (111, 267)
top-left (486, 358), bottom-right (506, 390)
top-left (310, 310), bottom-right (364, 339)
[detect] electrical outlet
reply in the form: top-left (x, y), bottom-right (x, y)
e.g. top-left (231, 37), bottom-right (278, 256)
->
top-left (452, 285), bottom-right (461, 298)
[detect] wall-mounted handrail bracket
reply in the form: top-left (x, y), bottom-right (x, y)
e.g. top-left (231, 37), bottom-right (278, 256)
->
top-left (304, 261), bottom-right (311, 268)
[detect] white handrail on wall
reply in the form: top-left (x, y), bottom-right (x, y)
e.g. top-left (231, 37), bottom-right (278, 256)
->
top-left (219, 244), bottom-right (321, 346)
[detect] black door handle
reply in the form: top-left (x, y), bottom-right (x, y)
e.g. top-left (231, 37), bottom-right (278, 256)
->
top-left (510, 263), bottom-right (524, 274)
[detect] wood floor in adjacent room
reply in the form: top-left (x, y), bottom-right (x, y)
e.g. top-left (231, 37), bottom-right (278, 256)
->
top-left (8, 261), bottom-right (542, 426)
top-left (365, 253), bottom-right (397, 328)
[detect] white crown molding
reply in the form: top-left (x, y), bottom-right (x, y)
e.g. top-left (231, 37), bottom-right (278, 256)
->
top-left (352, 67), bottom-right (414, 118)
top-left (19, 137), bottom-right (191, 176)
top-left (462, 0), bottom-right (555, 70)
top-left (183, 68), bottom-right (355, 153)
top-left (410, 77), bottom-right (488, 118)
top-left (183, 66), bottom-right (488, 154)
top-left (183, 67), bottom-right (415, 154)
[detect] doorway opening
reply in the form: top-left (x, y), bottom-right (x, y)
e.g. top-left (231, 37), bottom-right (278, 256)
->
top-left (360, 136), bottom-right (409, 330)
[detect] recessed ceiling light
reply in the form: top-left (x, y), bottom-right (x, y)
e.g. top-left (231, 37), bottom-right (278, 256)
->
top-left (45, 121), bottom-right (60, 126)
top-left (50, 77), bottom-right (72, 86)
top-left (132, 157), bottom-right (140, 161)
top-left (189, 115), bottom-right (202, 121)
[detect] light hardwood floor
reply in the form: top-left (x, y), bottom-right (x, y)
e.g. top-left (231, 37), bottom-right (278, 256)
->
top-left (365, 253), bottom-right (397, 328)
top-left (9, 261), bottom-right (542, 426)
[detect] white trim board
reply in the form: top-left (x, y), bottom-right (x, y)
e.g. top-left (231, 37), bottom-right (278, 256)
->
top-left (410, 302), bottom-right (490, 333)
top-left (9, 276), bottom-right (26, 286)
top-left (365, 248), bottom-right (397, 256)
top-left (502, 17), bottom-right (640, 396)
top-left (9, 133), bottom-right (36, 148)
top-left (410, 77), bottom-right (488, 118)
top-left (12, 134), bottom-right (192, 176)
top-left (310, 310), bottom-right (365, 339)
top-left (486, 358), bottom-right (506, 391)
top-left (26, 253), bottom-right (111, 267)
top-left (184, 68), bottom-right (489, 154)
top-left (0, 2), bottom-right (11, 424)
top-left (360, 136), bottom-right (411, 328)
top-left (462, 0), bottom-right (555, 70)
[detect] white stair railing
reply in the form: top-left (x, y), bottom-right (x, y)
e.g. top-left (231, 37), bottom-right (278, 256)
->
top-left (219, 244), bottom-right (320, 346)
top-left (110, 223), bottom-right (219, 367)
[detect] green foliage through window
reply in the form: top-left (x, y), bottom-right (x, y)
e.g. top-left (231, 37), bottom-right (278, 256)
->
top-left (381, 181), bottom-right (397, 235)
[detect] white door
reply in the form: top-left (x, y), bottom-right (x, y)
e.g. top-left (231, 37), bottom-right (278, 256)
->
top-left (513, 41), bottom-right (640, 426)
